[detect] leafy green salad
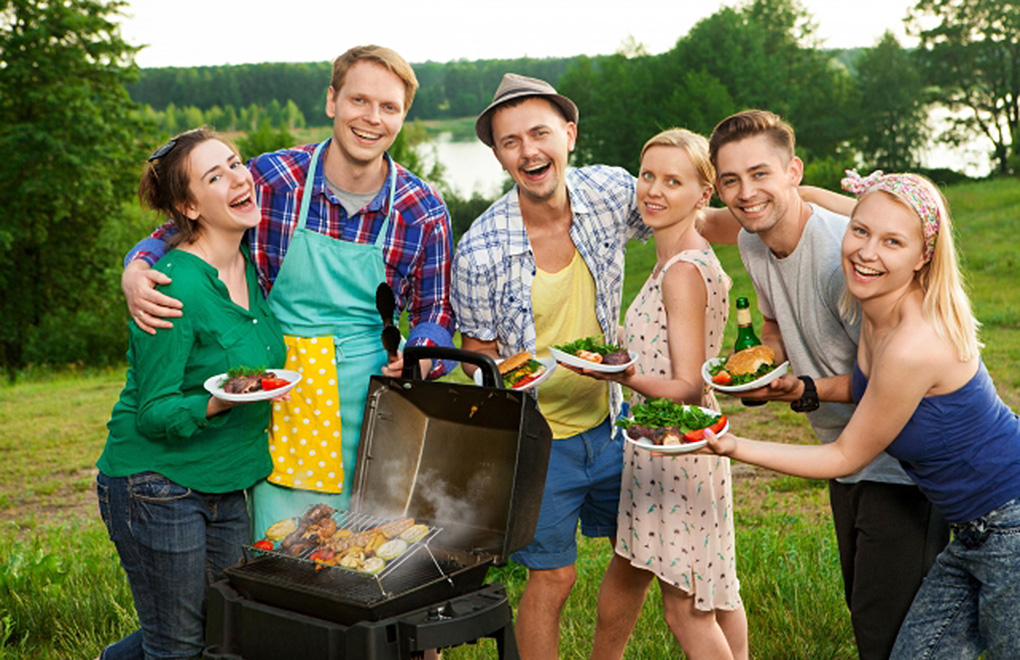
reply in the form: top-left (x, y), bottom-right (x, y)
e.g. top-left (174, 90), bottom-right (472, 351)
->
top-left (616, 398), bottom-right (721, 432)
top-left (552, 335), bottom-right (623, 355)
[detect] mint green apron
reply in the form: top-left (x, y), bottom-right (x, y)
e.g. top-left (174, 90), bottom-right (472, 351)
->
top-left (250, 141), bottom-right (393, 537)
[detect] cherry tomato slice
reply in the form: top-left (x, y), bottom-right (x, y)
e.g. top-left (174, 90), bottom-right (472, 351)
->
top-left (683, 415), bottom-right (727, 443)
top-left (261, 377), bottom-right (289, 390)
top-left (712, 370), bottom-right (733, 385)
top-left (512, 373), bottom-right (539, 389)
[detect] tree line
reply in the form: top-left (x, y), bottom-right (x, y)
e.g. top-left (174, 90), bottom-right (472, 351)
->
top-left (128, 57), bottom-right (575, 127)
top-left (1, 0), bottom-right (1016, 377)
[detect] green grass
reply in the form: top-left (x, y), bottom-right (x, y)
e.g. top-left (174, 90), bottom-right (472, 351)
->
top-left (0, 178), bottom-right (1016, 659)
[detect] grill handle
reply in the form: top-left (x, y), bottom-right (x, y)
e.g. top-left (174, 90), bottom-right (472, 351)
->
top-left (403, 346), bottom-right (504, 388)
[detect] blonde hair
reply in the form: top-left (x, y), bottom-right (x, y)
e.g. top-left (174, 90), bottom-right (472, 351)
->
top-left (330, 45), bottom-right (418, 112)
top-left (840, 177), bottom-right (981, 361)
top-left (640, 128), bottom-right (714, 229)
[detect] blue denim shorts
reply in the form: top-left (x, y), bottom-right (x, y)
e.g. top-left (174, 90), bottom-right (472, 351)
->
top-left (891, 497), bottom-right (1020, 660)
top-left (511, 416), bottom-right (623, 569)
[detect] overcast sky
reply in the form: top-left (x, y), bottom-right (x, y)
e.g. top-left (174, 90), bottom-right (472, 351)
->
top-left (118, 0), bottom-right (919, 68)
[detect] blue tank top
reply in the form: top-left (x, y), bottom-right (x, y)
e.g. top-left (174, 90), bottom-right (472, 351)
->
top-left (852, 360), bottom-right (1020, 523)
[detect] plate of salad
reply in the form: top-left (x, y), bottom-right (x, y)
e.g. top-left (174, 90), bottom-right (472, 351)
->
top-left (549, 336), bottom-right (637, 373)
top-left (618, 399), bottom-right (729, 454)
top-left (204, 367), bottom-right (301, 402)
top-left (702, 357), bottom-right (790, 393)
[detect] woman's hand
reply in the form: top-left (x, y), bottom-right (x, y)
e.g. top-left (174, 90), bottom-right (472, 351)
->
top-left (560, 362), bottom-right (634, 383)
top-left (700, 428), bottom-right (737, 457)
top-left (206, 390), bottom-right (291, 418)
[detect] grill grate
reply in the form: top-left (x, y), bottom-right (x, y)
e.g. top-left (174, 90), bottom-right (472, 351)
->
top-left (251, 509), bottom-right (442, 585)
top-left (232, 552), bottom-right (467, 605)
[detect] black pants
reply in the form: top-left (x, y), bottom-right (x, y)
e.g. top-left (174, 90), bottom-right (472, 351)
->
top-left (828, 480), bottom-right (950, 660)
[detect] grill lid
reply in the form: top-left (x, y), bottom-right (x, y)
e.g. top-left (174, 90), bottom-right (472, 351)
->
top-left (351, 347), bottom-right (552, 564)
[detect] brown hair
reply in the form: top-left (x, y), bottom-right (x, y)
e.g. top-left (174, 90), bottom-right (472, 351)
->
top-left (330, 45), bottom-right (418, 111)
top-left (138, 126), bottom-right (235, 246)
top-left (708, 109), bottom-right (796, 168)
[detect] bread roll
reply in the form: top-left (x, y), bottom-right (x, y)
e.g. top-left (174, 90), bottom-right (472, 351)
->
top-left (498, 352), bottom-right (532, 375)
top-left (725, 345), bottom-right (775, 376)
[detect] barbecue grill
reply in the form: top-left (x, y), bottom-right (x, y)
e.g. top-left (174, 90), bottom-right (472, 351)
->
top-left (203, 347), bottom-right (553, 659)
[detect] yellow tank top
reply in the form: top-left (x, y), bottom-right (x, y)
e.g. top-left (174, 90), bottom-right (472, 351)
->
top-left (532, 249), bottom-right (609, 438)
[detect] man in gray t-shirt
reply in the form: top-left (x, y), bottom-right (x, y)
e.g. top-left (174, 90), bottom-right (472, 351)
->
top-left (709, 110), bottom-right (949, 660)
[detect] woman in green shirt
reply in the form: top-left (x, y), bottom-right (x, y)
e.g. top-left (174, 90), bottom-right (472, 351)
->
top-left (96, 127), bottom-right (286, 660)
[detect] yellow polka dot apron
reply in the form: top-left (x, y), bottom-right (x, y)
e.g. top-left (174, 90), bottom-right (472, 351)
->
top-left (250, 141), bottom-right (393, 536)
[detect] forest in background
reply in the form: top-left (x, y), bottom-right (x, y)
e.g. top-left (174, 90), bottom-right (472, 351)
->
top-left (1, 0), bottom-right (1017, 376)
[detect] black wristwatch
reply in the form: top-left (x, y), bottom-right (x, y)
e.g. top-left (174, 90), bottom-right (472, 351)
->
top-left (790, 375), bottom-right (820, 413)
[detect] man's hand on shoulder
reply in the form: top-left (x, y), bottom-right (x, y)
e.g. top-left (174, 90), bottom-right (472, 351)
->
top-left (122, 259), bottom-right (182, 334)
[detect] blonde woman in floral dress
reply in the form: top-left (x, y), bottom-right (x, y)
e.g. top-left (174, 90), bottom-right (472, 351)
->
top-left (581, 129), bottom-right (747, 660)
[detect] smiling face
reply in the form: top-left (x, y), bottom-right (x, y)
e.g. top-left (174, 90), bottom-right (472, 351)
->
top-left (490, 97), bottom-right (576, 204)
top-left (325, 60), bottom-right (406, 172)
top-left (714, 135), bottom-right (803, 236)
top-left (842, 192), bottom-right (927, 301)
top-left (181, 139), bottom-right (259, 235)
top-left (637, 145), bottom-right (712, 231)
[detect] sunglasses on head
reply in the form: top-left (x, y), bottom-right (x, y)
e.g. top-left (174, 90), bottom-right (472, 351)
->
top-left (147, 138), bottom-right (177, 162)
top-left (147, 129), bottom-right (207, 162)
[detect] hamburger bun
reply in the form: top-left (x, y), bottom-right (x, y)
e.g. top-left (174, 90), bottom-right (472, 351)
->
top-left (499, 352), bottom-right (533, 375)
top-left (725, 345), bottom-right (775, 376)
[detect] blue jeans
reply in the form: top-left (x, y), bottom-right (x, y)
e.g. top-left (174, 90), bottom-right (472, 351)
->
top-left (97, 471), bottom-right (250, 660)
top-left (891, 498), bottom-right (1020, 660)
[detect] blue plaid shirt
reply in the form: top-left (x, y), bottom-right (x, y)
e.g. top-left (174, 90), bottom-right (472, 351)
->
top-left (451, 165), bottom-right (649, 421)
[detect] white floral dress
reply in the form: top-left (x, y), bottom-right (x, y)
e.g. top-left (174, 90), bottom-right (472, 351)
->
top-left (617, 248), bottom-right (742, 611)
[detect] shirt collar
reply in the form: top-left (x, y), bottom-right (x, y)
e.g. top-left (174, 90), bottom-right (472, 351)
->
top-left (505, 168), bottom-right (589, 256)
top-left (314, 140), bottom-right (396, 214)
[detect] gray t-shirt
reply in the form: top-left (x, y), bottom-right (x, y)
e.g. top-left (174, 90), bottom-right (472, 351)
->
top-left (738, 204), bottom-right (912, 485)
top-left (325, 178), bottom-right (378, 218)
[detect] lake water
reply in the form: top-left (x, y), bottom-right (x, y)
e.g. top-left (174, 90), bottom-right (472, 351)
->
top-left (420, 121), bottom-right (994, 198)
top-left (416, 132), bottom-right (508, 198)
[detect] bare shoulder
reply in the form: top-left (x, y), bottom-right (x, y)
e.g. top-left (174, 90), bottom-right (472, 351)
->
top-left (661, 260), bottom-right (707, 305)
top-left (873, 318), bottom-right (953, 384)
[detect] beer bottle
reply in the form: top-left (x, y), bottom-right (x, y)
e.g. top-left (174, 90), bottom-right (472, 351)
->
top-left (734, 297), bottom-right (765, 406)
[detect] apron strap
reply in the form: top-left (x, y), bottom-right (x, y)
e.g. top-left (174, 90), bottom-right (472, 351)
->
top-left (296, 141), bottom-right (328, 232)
top-left (373, 155), bottom-right (397, 248)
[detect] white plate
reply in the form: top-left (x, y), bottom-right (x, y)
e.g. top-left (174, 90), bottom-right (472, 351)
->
top-left (549, 347), bottom-right (638, 373)
top-left (624, 410), bottom-right (730, 455)
top-left (204, 369), bottom-right (301, 402)
top-left (474, 356), bottom-right (557, 391)
top-left (701, 357), bottom-right (790, 393)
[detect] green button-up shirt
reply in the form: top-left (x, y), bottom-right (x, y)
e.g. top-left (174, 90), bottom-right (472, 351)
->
top-left (99, 248), bottom-right (286, 493)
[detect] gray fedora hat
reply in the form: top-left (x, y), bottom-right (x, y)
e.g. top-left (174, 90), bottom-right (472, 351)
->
top-left (475, 73), bottom-right (579, 147)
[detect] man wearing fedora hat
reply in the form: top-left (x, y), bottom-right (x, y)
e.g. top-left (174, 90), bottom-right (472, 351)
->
top-left (452, 73), bottom-right (746, 659)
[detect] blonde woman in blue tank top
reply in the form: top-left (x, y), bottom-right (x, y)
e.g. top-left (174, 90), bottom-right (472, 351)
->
top-left (703, 170), bottom-right (1020, 659)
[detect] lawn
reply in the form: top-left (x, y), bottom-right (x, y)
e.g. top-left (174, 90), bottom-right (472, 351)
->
top-left (0, 177), bottom-right (1016, 659)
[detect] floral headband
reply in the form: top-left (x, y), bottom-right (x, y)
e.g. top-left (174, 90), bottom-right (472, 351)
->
top-left (841, 169), bottom-right (941, 263)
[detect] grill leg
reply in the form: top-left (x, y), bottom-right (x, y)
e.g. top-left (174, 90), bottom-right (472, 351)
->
top-left (493, 621), bottom-right (519, 660)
